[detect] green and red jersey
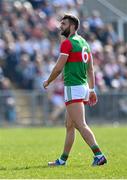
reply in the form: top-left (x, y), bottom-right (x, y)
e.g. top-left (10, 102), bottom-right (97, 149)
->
top-left (60, 34), bottom-right (92, 86)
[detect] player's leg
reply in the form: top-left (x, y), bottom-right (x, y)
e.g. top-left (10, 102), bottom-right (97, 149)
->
top-left (48, 111), bottom-right (75, 166)
top-left (61, 111), bottom-right (75, 157)
top-left (66, 102), bottom-right (97, 146)
top-left (66, 102), bottom-right (107, 166)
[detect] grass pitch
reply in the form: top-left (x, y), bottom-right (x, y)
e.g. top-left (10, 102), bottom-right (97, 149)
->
top-left (0, 125), bottom-right (127, 179)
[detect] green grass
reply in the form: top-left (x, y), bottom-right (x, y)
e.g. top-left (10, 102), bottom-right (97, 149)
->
top-left (0, 126), bottom-right (127, 179)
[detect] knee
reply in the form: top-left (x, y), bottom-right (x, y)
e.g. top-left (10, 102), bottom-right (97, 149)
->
top-left (65, 121), bottom-right (74, 131)
top-left (75, 122), bottom-right (88, 132)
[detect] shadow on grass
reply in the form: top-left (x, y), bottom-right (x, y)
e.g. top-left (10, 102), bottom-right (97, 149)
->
top-left (0, 164), bottom-right (85, 171)
top-left (0, 165), bottom-right (48, 171)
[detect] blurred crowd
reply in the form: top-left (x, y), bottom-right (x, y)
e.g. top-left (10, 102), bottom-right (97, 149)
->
top-left (0, 0), bottom-right (127, 94)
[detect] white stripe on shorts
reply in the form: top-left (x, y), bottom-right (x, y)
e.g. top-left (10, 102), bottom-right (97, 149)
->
top-left (64, 84), bottom-right (89, 103)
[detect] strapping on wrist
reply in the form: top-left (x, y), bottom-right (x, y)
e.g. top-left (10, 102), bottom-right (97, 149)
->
top-left (89, 88), bottom-right (95, 93)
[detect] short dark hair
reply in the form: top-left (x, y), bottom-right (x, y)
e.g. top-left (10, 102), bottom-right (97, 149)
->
top-left (61, 14), bottom-right (80, 30)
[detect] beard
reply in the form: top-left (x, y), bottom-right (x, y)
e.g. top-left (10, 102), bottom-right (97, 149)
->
top-left (61, 27), bottom-right (71, 38)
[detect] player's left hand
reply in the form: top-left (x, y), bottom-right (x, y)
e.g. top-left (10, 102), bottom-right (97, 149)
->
top-left (43, 80), bottom-right (49, 89)
top-left (88, 92), bottom-right (98, 106)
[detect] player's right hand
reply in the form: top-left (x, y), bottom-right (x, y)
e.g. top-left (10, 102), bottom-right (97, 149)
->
top-left (43, 80), bottom-right (49, 89)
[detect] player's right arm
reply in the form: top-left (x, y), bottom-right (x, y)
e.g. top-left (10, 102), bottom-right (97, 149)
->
top-left (43, 54), bottom-right (68, 89)
top-left (43, 39), bottom-right (72, 89)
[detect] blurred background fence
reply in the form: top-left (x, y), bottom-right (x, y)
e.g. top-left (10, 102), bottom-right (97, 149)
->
top-left (0, 90), bottom-right (127, 126)
top-left (0, 0), bottom-right (127, 126)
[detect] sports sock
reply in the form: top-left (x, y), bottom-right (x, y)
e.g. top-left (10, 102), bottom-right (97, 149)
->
top-left (91, 145), bottom-right (103, 156)
top-left (60, 153), bottom-right (68, 161)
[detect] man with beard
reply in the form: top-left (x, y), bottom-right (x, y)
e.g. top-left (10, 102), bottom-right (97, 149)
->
top-left (43, 14), bottom-right (107, 166)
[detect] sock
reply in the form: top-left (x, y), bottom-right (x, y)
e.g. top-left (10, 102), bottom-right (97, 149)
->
top-left (60, 153), bottom-right (68, 162)
top-left (91, 145), bottom-right (103, 156)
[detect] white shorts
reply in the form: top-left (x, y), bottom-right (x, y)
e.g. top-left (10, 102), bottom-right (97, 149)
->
top-left (64, 84), bottom-right (89, 105)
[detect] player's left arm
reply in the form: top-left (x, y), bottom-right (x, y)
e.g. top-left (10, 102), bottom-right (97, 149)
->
top-left (43, 54), bottom-right (68, 89)
top-left (87, 53), bottom-right (95, 89)
top-left (87, 53), bottom-right (98, 106)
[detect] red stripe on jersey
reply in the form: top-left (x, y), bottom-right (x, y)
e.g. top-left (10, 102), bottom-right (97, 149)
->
top-left (67, 52), bottom-right (91, 62)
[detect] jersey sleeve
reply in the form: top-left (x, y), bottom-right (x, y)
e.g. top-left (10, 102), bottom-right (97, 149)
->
top-left (60, 39), bottom-right (72, 56)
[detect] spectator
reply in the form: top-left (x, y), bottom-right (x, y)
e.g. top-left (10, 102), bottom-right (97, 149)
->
top-left (0, 78), bottom-right (17, 124)
top-left (0, 0), bottom-right (126, 93)
top-left (87, 10), bottom-right (104, 33)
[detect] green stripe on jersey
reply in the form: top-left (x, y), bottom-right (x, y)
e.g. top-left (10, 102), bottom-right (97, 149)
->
top-left (64, 61), bottom-right (88, 86)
